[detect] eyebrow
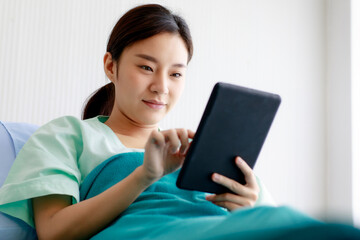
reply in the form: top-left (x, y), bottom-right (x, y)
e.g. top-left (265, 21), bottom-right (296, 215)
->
top-left (135, 54), bottom-right (187, 68)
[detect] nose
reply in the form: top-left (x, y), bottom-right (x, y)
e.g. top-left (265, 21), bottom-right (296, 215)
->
top-left (150, 72), bottom-right (169, 95)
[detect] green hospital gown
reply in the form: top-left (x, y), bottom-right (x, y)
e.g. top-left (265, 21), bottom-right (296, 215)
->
top-left (0, 116), bottom-right (274, 228)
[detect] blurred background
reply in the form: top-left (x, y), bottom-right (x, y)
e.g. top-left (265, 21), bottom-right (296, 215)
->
top-left (0, 0), bottom-right (359, 226)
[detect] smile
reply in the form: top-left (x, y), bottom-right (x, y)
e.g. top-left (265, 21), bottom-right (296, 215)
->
top-left (142, 100), bottom-right (167, 110)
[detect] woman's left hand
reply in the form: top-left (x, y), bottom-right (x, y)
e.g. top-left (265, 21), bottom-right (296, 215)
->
top-left (205, 156), bottom-right (260, 211)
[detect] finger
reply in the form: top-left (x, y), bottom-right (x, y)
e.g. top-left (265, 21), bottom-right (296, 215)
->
top-left (210, 201), bottom-right (240, 211)
top-left (185, 130), bottom-right (195, 154)
top-left (206, 193), bottom-right (256, 207)
top-left (235, 157), bottom-right (258, 189)
top-left (211, 173), bottom-right (253, 197)
top-left (176, 128), bottom-right (190, 155)
top-left (187, 129), bottom-right (195, 139)
top-left (162, 129), bottom-right (181, 153)
top-left (148, 130), bottom-right (166, 148)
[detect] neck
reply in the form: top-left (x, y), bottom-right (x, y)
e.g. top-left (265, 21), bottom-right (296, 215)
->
top-left (104, 109), bottom-right (158, 148)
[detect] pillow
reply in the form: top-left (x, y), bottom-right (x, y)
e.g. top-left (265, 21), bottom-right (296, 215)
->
top-left (0, 122), bottom-right (16, 187)
top-left (0, 121), bottom-right (39, 240)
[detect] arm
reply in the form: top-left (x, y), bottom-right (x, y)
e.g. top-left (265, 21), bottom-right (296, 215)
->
top-left (33, 128), bottom-right (194, 240)
top-left (33, 165), bottom-right (153, 240)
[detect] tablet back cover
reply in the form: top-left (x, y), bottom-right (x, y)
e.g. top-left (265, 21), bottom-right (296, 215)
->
top-left (176, 82), bottom-right (281, 194)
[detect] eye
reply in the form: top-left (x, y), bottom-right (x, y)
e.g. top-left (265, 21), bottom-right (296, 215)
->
top-left (171, 73), bottom-right (182, 78)
top-left (140, 65), bottom-right (153, 72)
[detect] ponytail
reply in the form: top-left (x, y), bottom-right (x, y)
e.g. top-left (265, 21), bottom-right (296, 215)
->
top-left (82, 82), bottom-right (115, 120)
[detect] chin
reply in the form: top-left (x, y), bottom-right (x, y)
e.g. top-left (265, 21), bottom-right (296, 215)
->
top-left (148, 117), bottom-right (164, 125)
top-left (140, 114), bottom-right (165, 126)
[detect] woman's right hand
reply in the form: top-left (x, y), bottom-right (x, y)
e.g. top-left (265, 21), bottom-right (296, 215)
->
top-left (142, 129), bottom-right (195, 182)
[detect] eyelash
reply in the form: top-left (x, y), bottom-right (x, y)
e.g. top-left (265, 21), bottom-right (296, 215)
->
top-left (140, 65), bottom-right (153, 72)
top-left (139, 65), bottom-right (182, 78)
top-left (171, 73), bottom-right (182, 78)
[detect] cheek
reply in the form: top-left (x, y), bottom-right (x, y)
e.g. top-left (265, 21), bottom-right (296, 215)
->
top-left (170, 81), bottom-right (185, 102)
top-left (118, 67), bottom-right (144, 91)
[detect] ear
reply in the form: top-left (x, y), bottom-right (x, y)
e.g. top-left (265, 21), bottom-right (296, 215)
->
top-left (103, 52), bottom-right (117, 83)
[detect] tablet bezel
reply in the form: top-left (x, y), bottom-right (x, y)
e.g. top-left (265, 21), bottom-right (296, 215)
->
top-left (176, 82), bottom-right (281, 194)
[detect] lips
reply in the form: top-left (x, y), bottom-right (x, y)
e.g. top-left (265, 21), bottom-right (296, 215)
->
top-left (142, 99), bottom-right (167, 109)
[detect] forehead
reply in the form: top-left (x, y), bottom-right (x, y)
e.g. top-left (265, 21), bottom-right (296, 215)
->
top-left (123, 33), bottom-right (188, 65)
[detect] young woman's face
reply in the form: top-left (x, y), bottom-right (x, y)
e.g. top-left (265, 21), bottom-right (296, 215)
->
top-left (110, 33), bottom-right (188, 126)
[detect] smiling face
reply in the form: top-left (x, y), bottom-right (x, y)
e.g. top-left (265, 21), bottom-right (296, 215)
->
top-left (105, 32), bottom-right (189, 126)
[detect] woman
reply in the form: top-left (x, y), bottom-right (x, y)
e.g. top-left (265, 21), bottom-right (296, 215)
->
top-left (1, 4), bottom-right (359, 240)
top-left (0, 4), bottom-right (259, 239)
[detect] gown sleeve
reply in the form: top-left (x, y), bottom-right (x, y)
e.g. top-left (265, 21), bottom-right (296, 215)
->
top-left (0, 116), bottom-right (83, 227)
top-left (254, 175), bottom-right (276, 206)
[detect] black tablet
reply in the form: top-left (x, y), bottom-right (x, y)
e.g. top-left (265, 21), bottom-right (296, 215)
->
top-left (176, 82), bottom-right (281, 194)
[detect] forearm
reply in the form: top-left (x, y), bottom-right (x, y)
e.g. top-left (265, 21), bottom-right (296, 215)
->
top-left (34, 166), bottom-right (154, 240)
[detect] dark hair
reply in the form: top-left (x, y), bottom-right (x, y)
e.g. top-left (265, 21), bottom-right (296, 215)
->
top-left (82, 4), bottom-right (193, 120)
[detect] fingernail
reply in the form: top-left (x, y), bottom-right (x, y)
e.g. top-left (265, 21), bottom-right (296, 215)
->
top-left (236, 157), bottom-right (243, 165)
top-left (213, 173), bottom-right (220, 181)
top-left (151, 138), bottom-right (160, 148)
top-left (180, 146), bottom-right (186, 154)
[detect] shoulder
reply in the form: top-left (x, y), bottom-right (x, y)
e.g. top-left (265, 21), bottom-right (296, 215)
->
top-left (23, 116), bottom-right (88, 152)
top-left (36, 116), bottom-right (99, 135)
top-left (40, 115), bottom-right (84, 129)
top-left (29, 115), bottom-right (107, 147)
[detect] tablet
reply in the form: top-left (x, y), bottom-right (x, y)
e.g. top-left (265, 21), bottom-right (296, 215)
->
top-left (176, 82), bottom-right (281, 194)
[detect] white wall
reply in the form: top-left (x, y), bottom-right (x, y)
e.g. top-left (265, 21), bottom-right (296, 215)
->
top-left (351, 0), bottom-right (360, 228)
top-left (325, 0), bottom-right (360, 226)
top-left (326, 0), bottom-right (352, 224)
top-left (0, 0), bottom-right (353, 222)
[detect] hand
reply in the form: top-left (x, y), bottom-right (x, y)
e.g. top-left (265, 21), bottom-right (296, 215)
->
top-left (205, 156), bottom-right (259, 211)
top-left (142, 128), bottom-right (195, 182)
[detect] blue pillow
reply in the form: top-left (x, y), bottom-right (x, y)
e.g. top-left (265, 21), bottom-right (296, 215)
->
top-left (0, 121), bottom-right (39, 240)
